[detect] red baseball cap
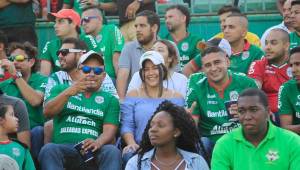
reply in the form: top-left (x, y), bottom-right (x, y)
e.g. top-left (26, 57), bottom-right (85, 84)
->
top-left (49, 9), bottom-right (81, 27)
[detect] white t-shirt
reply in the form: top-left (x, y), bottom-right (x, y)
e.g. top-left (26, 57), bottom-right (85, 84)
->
top-left (127, 71), bottom-right (187, 98)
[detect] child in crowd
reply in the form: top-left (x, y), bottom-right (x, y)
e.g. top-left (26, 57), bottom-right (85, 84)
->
top-left (0, 104), bottom-right (35, 170)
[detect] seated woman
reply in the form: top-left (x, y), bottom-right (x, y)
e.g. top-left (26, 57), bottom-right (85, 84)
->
top-left (125, 101), bottom-right (209, 170)
top-left (128, 40), bottom-right (187, 98)
top-left (121, 51), bottom-right (185, 164)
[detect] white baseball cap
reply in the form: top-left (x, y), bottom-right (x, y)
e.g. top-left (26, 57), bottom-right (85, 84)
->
top-left (77, 50), bottom-right (104, 68)
top-left (139, 51), bottom-right (165, 68)
top-left (198, 38), bottom-right (232, 57)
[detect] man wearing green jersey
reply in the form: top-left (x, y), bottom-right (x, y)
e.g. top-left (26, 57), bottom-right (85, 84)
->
top-left (39, 9), bottom-right (98, 76)
top-left (81, 6), bottom-right (124, 81)
top-left (223, 13), bottom-right (264, 74)
top-left (279, 46), bottom-right (300, 135)
top-left (290, 0), bottom-right (300, 49)
top-left (212, 88), bottom-right (300, 170)
top-left (164, 4), bottom-right (203, 70)
top-left (39, 51), bottom-right (121, 169)
top-left (186, 47), bottom-right (257, 159)
top-left (0, 42), bottom-right (47, 159)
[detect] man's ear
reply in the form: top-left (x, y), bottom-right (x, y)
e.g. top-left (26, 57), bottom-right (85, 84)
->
top-left (151, 24), bottom-right (158, 34)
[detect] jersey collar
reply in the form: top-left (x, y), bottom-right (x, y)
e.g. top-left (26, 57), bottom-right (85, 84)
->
top-left (231, 39), bottom-right (251, 56)
top-left (208, 72), bottom-right (232, 98)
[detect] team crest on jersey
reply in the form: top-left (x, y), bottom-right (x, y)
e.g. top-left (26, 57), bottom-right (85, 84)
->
top-left (12, 148), bottom-right (20, 157)
top-left (181, 42), bottom-right (189, 51)
top-left (287, 67), bottom-right (293, 78)
top-left (241, 51), bottom-right (250, 60)
top-left (229, 91), bottom-right (239, 101)
top-left (95, 96), bottom-right (104, 104)
top-left (266, 150), bottom-right (279, 162)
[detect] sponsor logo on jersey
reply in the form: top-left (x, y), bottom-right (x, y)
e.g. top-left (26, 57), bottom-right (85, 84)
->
top-left (266, 150), bottom-right (279, 162)
top-left (12, 148), bottom-right (20, 157)
top-left (296, 112), bottom-right (300, 118)
top-left (207, 94), bottom-right (216, 98)
top-left (207, 101), bottom-right (218, 105)
top-left (207, 110), bottom-right (227, 117)
top-left (210, 122), bottom-right (240, 135)
top-left (67, 102), bottom-right (103, 116)
top-left (241, 51), bottom-right (250, 60)
top-left (42, 41), bottom-right (50, 54)
top-left (181, 42), bottom-right (189, 51)
top-left (96, 35), bottom-right (102, 43)
top-left (95, 96), bottom-right (104, 104)
top-left (55, 60), bottom-right (61, 67)
top-left (66, 116), bottom-right (96, 127)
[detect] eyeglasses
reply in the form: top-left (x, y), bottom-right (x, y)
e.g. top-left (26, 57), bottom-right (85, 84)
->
top-left (81, 16), bottom-right (98, 25)
top-left (81, 65), bottom-right (104, 75)
top-left (56, 49), bottom-right (85, 57)
top-left (8, 55), bottom-right (30, 62)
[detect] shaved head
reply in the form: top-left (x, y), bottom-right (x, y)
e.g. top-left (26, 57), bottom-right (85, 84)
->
top-left (227, 13), bottom-right (248, 30)
top-left (269, 28), bottom-right (290, 43)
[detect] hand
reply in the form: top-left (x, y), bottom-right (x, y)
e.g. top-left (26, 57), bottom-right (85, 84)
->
top-left (80, 0), bottom-right (98, 8)
top-left (0, 59), bottom-right (16, 75)
top-left (125, 1), bottom-right (141, 19)
top-left (82, 138), bottom-right (100, 152)
top-left (122, 143), bottom-right (139, 155)
top-left (186, 101), bottom-right (197, 116)
top-left (66, 77), bottom-right (90, 96)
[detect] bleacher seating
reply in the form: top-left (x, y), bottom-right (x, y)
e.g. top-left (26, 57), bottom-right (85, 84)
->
top-left (156, 0), bottom-right (189, 15)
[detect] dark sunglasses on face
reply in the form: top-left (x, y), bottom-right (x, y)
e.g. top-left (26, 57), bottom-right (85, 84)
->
top-left (81, 16), bottom-right (98, 25)
top-left (8, 55), bottom-right (30, 62)
top-left (81, 65), bottom-right (104, 75)
top-left (56, 49), bottom-right (85, 57)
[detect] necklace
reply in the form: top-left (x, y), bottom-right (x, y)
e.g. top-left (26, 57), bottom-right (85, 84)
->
top-left (154, 152), bottom-right (179, 166)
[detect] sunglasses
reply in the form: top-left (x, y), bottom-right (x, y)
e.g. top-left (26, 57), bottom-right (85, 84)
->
top-left (8, 55), bottom-right (30, 62)
top-left (81, 16), bottom-right (98, 25)
top-left (81, 65), bottom-right (104, 75)
top-left (56, 49), bottom-right (84, 57)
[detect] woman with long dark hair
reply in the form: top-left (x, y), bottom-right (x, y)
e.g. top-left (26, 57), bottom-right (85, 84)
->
top-left (125, 100), bottom-right (209, 170)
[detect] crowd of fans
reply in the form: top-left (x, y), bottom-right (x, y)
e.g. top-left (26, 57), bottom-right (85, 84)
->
top-left (1, 0), bottom-right (300, 170)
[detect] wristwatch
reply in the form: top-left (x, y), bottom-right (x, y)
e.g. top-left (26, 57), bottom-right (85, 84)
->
top-left (12, 71), bottom-right (22, 80)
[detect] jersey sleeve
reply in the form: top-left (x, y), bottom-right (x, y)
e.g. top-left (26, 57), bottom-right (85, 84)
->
top-left (103, 95), bottom-right (120, 126)
top-left (45, 84), bottom-right (67, 103)
top-left (111, 25), bottom-right (125, 52)
top-left (191, 54), bottom-right (202, 70)
top-left (24, 148), bottom-right (36, 170)
top-left (278, 84), bottom-right (293, 115)
top-left (186, 74), bottom-right (202, 116)
top-left (44, 75), bottom-right (58, 102)
top-left (247, 60), bottom-right (263, 82)
top-left (39, 41), bottom-right (52, 61)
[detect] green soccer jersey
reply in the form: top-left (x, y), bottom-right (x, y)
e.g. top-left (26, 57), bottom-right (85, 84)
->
top-left (0, 73), bottom-right (47, 129)
top-left (278, 79), bottom-right (300, 125)
top-left (289, 32), bottom-right (300, 50)
top-left (164, 33), bottom-right (203, 70)
top-left (211, 122), bottom-right (300, 170)
top-left (229, 41), bottom-right (264, 74)
top-left (39, 37), bottom-right (99, 73)
top-left (0, 140), bottom-right (35, 170)
top-left (47, 84), bottom-right (120, 144)
top-left (81, 25), bottom-right (124, 79)
top-left (186, 71), bottom-right (258, 142)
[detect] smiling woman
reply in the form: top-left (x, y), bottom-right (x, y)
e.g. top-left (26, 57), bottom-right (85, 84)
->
top-left (120, 51), bottom-right (185, 166)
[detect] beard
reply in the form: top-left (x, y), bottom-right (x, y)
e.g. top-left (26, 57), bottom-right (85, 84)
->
top-left (138, 33), bottom-right (154, 45)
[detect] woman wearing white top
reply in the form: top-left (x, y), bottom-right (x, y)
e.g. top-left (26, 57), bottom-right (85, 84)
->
top-left (128, 40), bottom-right (188, 98)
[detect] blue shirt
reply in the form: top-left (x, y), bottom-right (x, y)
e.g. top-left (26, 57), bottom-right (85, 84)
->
top-left (125, 148), bottom-right (209, 170)
top-left (121, 97), bottom-right (185, 144)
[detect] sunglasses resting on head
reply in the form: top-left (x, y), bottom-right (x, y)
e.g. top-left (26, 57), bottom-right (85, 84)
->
top-left (56, 49), bottom-right (86, 57)
top-left (80, 65), bottom-right (104, 75)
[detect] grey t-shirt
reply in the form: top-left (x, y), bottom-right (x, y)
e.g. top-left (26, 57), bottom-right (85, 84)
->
top-left (0, 94), bottom-right (30, 132)
top-left (118, 40), bottom-right (144, 82)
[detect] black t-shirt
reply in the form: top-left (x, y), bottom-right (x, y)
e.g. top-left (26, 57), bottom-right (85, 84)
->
top-left (115, 0), bottom-right (156, 26)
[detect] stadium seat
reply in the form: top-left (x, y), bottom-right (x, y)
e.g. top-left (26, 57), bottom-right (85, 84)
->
top-left (191, 0), bottom-right (233, 14)
top-left (239, 0), bottom-right (277, 13)
top-left (156, 0), bottom-right (189, 15)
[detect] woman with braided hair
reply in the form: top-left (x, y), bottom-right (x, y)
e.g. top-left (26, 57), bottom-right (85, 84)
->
top-left (125, 100), bottom-right (209, 170)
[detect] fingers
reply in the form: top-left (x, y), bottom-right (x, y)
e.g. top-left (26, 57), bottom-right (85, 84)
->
top-left (82, 139), bottom-right (99, 152)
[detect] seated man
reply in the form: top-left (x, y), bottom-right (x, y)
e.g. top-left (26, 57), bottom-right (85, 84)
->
top-left (211, 88), bottom-right (300, 170)
top-left (39, 51), bottom-right (121, 170)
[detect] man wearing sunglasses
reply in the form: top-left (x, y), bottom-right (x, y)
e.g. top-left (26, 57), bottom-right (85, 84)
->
top-left (0, 42), bottom-right (48, 160)
top-left (40, 50), bottom-right (121, 170)
top-left (39, 9), bottom-right (101, 76)
top-left (81, 6), bottom-right (124, 83)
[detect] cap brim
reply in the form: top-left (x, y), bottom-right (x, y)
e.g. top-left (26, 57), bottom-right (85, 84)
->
top-left (47, 12), bottom-right (68, 21)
